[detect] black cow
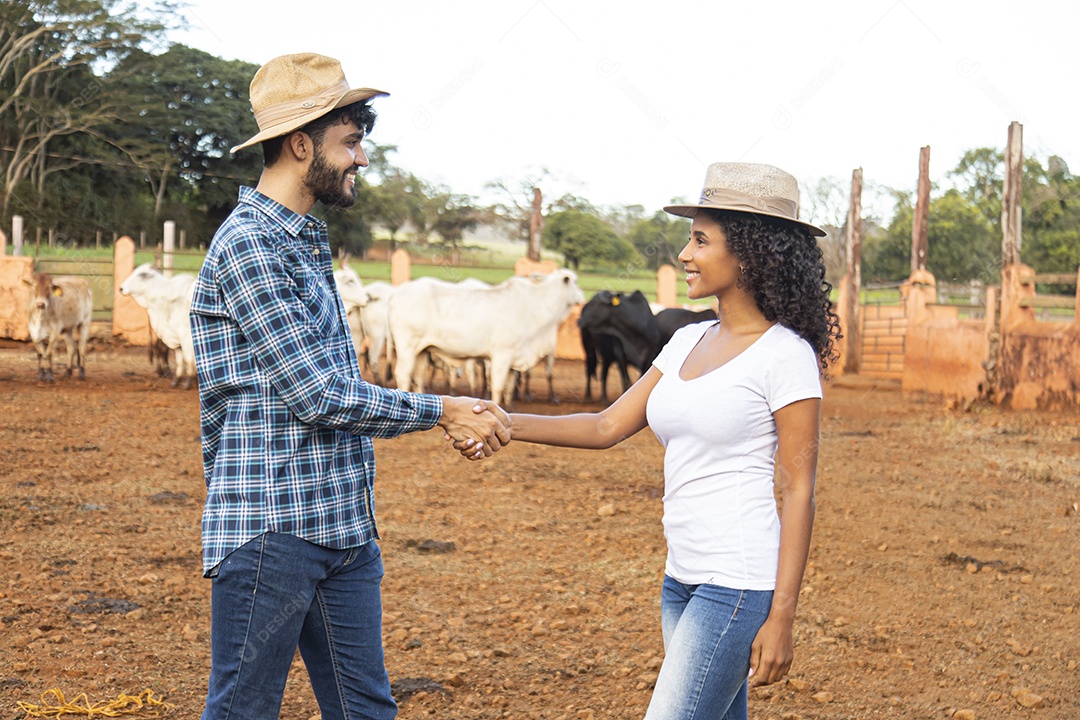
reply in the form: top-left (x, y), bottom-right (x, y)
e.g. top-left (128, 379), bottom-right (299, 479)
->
top-left (655, 307), bottom-right (717, 347)
top-left (577, 290), bottom-right (660, 403)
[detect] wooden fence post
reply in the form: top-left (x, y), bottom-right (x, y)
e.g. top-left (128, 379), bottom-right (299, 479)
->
top-left (12, 215), bottom-right (23, 256)
top-left (656, 264), bottom-right (676, 307)
top-left (1074, 266), bottom-right (1080, 325)
top-left (528, 188), bottom-right (543, 262)
top-left (1001, 121), bottom-right (1023, 267)
top-left (390, 248), bottom-right (411, 286)
top-left (112, 235), bottom-right (149, 344)
top-left (911, 146), bottom-right (930, 272)
top-left (843, 168), bottom-right (863, 374)
top-left (990, 121), bottom-right (1025, 404)
top-left (163, 220), bottom-right (176, 277)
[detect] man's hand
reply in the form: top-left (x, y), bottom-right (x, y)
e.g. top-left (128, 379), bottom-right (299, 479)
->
top-left (437, 397), bottom-right (511, 458)
top-left (445, 400), bottom-right (512, 460)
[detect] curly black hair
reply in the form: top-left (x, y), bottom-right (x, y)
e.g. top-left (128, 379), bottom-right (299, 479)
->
top-left (261, 101), bottom-right (377, 167)
top-left (703, 209), bottom-right (841, 377)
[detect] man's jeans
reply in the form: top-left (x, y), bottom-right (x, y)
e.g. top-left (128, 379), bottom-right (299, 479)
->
top-left (645, 576), bottom-right (773, 720)
top-left (201, 533), bottom-right (396, 720)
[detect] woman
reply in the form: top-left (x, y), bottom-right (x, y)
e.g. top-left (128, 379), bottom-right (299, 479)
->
top-left (460, 163), bottom-right (840, 719)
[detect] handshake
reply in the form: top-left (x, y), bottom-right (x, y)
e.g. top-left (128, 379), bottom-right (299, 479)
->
top-left (436, 396), bottom-right (511, 460)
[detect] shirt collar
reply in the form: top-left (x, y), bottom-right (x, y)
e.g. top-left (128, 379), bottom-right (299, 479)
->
top-left (237, 186), bottom-right (327, 237)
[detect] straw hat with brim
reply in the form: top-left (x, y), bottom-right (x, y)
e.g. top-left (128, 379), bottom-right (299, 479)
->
top-left (230, 53), bottom-right (388, 155)
top-left (664, 162), bottom-right (825, 237)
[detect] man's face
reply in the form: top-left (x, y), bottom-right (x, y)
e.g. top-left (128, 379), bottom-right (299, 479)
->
top-left (303, 120), bottom-right (368, 208)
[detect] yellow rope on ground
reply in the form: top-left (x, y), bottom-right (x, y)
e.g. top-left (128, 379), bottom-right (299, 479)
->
top-left (17, 688), bottom-right (172, 717)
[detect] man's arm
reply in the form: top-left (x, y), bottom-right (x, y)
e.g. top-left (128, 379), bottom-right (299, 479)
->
top-left (213, 231), bottom-right (468, 440)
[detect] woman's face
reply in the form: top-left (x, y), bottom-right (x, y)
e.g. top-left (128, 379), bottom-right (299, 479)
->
top-left (677, 214), bottom-right (742, 300)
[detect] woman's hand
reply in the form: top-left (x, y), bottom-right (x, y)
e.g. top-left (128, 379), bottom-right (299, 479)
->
top-left (748, 614), bottom-right (795, 687)
top-left (443, 400), bottom-right (511, 460)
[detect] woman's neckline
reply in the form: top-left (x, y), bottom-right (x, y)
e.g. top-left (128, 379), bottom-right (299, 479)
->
top-left (676, 322), bottom-right (779, 382)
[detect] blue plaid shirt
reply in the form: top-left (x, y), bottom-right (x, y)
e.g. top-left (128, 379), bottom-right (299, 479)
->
top-left (190, 186), bottom-right (443, 576)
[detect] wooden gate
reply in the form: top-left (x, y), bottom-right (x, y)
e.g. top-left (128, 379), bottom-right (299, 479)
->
top-left (33, 256), bottom-right (115, 324)
top-left (860, 303), bottom-right (907, 379)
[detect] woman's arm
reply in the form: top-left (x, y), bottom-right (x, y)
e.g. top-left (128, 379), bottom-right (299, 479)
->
top-left (749, 397), bottom-right (820, 686)
top-left (457, 366), bottom-right (662, 456)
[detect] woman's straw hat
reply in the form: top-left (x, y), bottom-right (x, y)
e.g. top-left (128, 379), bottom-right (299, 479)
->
top-left (231, 53), bottom-right (387, 154)
top-left (664, 162), bottom-right (825, 237)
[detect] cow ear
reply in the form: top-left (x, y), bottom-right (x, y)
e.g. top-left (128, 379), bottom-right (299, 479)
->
top-left (52, 286), bottom-right (64, 297)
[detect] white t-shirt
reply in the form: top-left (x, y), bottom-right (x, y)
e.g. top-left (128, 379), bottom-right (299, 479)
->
top-left (646, 321), bottom-right (822, 590)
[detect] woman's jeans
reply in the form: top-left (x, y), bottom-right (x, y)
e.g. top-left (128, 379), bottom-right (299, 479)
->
top-left (645, 576), bottom-right (773, 720)
top-left (201, 533), bottom-right (396, 720)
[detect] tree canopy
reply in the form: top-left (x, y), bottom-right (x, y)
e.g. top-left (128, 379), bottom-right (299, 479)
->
top-left (542, 210), bottom-right (638, 271)
top-left (859, 150), bottom-right (1080, 283)
top-left (625, 211), bottom-right (690, 271)
top-left (1, 5), bottom-right (1077, 278)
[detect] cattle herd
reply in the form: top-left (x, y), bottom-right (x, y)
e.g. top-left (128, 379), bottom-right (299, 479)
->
top-left (24, 265), bottom-right (715, 404)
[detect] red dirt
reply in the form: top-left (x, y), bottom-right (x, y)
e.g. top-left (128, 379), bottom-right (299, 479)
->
top-left (0, 342), bottom-right (1077, 719)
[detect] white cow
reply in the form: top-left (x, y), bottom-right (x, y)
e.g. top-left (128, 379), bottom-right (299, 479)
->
top-left (388, 270), bottom-right (584, 406)
top-left (332, 263), bottom-right (368, 311)
top-left (25, 273), bottom-right (93, 383)
top-left (332, 264), bottom-right (395, 383)
top-left (333, 264), bottom-right (369, 368)
top-left (119, 263), bottom-right (196, 389)
top-left (383, 277), bottom-right (488, 395)
top-left (356, 281), bottom-right (393, 383)
top-left (424, 277), bottom-right (490, 395)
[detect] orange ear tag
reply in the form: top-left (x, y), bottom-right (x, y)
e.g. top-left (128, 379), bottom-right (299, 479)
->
top-left (611, 297), bottom-right (620, 306)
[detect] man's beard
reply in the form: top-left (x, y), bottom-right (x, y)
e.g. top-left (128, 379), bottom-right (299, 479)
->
top-left (304, 148), bottom-right (357, 208)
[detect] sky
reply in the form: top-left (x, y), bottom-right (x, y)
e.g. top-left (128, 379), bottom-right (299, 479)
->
top-left (175, 1), bottom-right (1078, 225)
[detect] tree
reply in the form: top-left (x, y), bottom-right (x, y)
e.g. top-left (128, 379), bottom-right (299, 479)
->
top-left (543, 210), bottom-right (638, 270)
top-left (368, 172), bottom-right (413, 249)
top-left (600, 203), bottom-right (647, 237)
top-left (1021, 155), bottom-right (1080, 275)
top-left (485, 170), bottom-right (553, 243)
top-left (402, 174), bottom-right (437, 245)
top-left (869, 189), bottom-right (997, 283)
top-left (0, 0), bottom-right (177, 221)
top-left (429, 189), bottom-right (479, 252)
top-left (483, 170), bottom-right (592, 243)
top-left (800, 176), bottom-right (852, 285)
top-left (105, 44), bottom-right (261, 227)
top-left (863, 191), bottom-right (913, 283)
top-left (949, 148), bottom-right (1080, 275)
top-left (626, 211), bottom-right (689, 270)
top-left (950, 147), bottom-right (1004, 209)
top-left (926, 189), bottom-right (997, 283)
top-left (358, 144), bottom-right (415, 250)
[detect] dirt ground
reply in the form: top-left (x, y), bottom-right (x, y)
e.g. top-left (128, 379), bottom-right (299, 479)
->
top-left (0, 340), bottom-right (1077, 720)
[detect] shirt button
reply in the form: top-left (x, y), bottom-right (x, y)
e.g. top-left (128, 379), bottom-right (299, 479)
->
top-left (313, 249), bottom-right (320, 255)
top-left (306, 221), bottom-right (314, 228)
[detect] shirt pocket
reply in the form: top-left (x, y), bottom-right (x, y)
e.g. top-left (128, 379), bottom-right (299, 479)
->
top-left (297, 266), bottom-right (340, 339)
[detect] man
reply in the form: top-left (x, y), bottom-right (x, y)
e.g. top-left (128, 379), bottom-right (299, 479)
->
top-left (189, 53), bottom-right (510, 720)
